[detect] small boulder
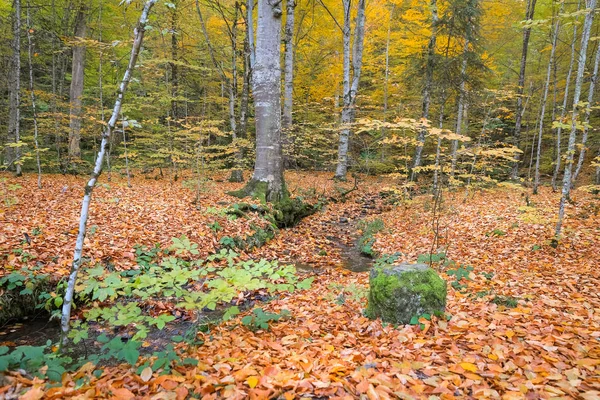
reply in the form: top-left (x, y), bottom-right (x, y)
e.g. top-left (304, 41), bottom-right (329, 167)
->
top-left (365, 263), bottom-right (447, 324)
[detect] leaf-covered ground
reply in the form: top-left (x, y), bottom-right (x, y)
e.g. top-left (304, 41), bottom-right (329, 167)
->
top-left (1, 172), bottom-right (600, 399)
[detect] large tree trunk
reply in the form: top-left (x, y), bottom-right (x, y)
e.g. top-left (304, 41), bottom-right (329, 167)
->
top-left (7, 0), bottom-right (22, 176)
top-left (412, 0), bottom-right (438, 180)
top-left (68, 3), bottom-right (87, 160)
top-left (60, 0), bottom-right (157, 344)
top-left (533, 4), bottom-right (561, 195)
top-left (573, 40), bottom-right (600, 183)
top-left (335, 0), bottom-right (366, 180)
top-left (511, 0), bottom-right (537, 179)
top-left (555, 0), bottom-right (597, 241)
top-left (552, 0), bottom-right (580, 191)
top-left (235, 0), bottom-right (286, 202)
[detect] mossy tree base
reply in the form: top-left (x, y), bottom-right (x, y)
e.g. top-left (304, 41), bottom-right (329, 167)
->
top-left (228, 179), bottom-right (287, 204)
top-left (365, 263), bottom-right (447, 325)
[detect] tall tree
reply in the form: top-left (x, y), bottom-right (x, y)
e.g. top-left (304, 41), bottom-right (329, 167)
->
top-left (552, 0), bottom-right (581, 191)
top-left (334, 0), bottom-right (366, 180)
top-left (511, 0), bottom-right (537, 179)
top-left (61, 0), bottom-right (158, 342)
top-left (555, 0), bottom-right (597, 242)
top-left (26, 0), bottom-right (42, 188)
top-left (68, 2), bottom-right (87, 159)
top-left (234, 0), bottom-right (286, 201)
top-left (412, 0), bottom-right (438, 181)
top-left (282, 0), bottom-right (295, 129)
top-left (533, 3), bottom-right (561, 195)
top-left (573, 42), bottom-right (600, 183)
top-left (7, 0), bottom-right (22, 176)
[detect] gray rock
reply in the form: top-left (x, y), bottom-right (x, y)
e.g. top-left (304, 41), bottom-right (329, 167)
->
top-left (365, 262), bottom-right (447, 324)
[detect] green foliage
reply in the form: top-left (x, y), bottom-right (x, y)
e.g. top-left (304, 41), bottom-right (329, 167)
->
top-left (0, 342), bottom-right (71, 382)
top-left (357, 218), bottom-right (385, 257)
top-left (446, 265), bottom-right (474, 291)
top-left (170, 235), bottom-right (200, 256)
top-left (241, 308), bottom-right (291, 331)
top-left (417, 252), bottom-right (456, 268)
top-left (491, 295), bottom-right (519, 308)
top-left (91, 334), bottom-right (142, 366)
top-left (209, 221), bottom-right (222, 232)
top-left (486, 229), bottom-right (507, 237)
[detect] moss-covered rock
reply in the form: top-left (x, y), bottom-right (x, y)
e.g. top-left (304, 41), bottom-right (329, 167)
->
top-left (365, 263), bottom-right (447, 325)
top-left (0, 276), bottom-right (53, 325)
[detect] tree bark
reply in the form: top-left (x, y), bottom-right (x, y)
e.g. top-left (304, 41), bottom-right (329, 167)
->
top-left (511, 0), bottom-right (537, 179)
top-left (412, 0), bottom-right (438, 180)
top-left (61, 0), bottom-right (157, 344)
top-left (335, 0), bottom-right (366, 180)
top-left (552, 0), bottom-right (581, 191)
top-left (235, 0), bottom-right (286, 202)
top-left (573, 39), bottom-right (600, 183)
top-left (282, 0), bottom-right (295, 129)
top-left (533, 5), bottom-right (561, 195)
top-left (450, 39), bottom-right (469, 178)
top-left (68, 3), bottom-right (87, 160)
top-left (26, 0), bottom-right (42, 188)
top-left (7, 0), bottom-right (22, 176)
top-left (555, 0), bottom-right (597, 241)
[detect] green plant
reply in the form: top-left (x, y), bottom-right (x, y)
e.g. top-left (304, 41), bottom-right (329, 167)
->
top-left (417, 252), bottom-right (455, 267)
top-left (486, 229), bottom-right (507, 237)
top-left (0, 342), bottom-right (72, 382)
top-left (491, 295), bottom-right (519, 308)
top-left (170, 235), bottom-right (199, 256)
top-left (241, 308), bottom-right (291, 331)
top-left (209, 221), bottom-right (222, 232)
top-left (90, 334), bottom-right (142, 366)
top-left (357, 218), bottom-right (385, 257)
top-left (446, 265), bottom-right (474, 291)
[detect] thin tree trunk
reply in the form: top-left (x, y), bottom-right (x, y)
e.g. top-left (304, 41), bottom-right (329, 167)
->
top-left (7, 0), bottom-right (22, 176)
top-left (121, 113), bottom-right (131, 188)
top-left (236, 0), bottom-right (286, 202)
top-left (247, 0), bottom-right (255, 74)
top-left (451, 39), bottom-right (469, 178)
top-left (26, 0), bottom-right (42, 188)
top-left (433, 96), bottom-right (446, 193)
top-left (412, 0), bottom-right (438, 180)
top-left (335, 0), bottom-right (366, 180)
top-left (68, 3), bottom-right (87, 160)
top-left (170, 0), bottom-right (179, 121)
top-left (511, 0), bottom-right (537, 179)
top-left (553, 0), bottom-right (581, 190)
top-left (282, 0), bottom-right (295, 129)
top-left (533, 5), bottom-right (561, 194)
top-left (555, 0), bottom-right (597, 241)
top-left (60, 0), bottom-right (157, 344)
top-left (573, 40), bottom-right (600, 183)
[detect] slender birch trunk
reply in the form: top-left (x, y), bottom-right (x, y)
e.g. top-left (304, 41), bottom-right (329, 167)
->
top-left (511, 0), bottom-right (537, 179)
top-left (61, 0), bottom-right (157, 343)
top-left (553, 0), bottom-right (581, 190)
top-left (573, 41), bottom-right (600, 183)
top-left (335, 0), bottom-right (366, 180)
top-left (450, 39), bottom-right (469, 178)
top-left (533, 6), bottom-right (561, 194)
top-left (7, 0), bottom-right (22, 176)
top-left (412, 0), bottom-right (438, 180)
top-left (555, 0), bottom-right (597, 241)
top-left (68, 3), bottom-right (87, 160)
top-left (433, 92), bottom-right (447, 193)
top-left (26, 0), bottom-right (42, 188)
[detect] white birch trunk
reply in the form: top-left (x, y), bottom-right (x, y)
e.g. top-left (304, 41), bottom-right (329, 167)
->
top-left (61, 0), bottom-right (157, 343)
top-left (573, 40), bottom-right (600, 183)
top-left (552, 0), bottom-right (581, 190)
top-left (335, 0), bottom-right (366, 180)
top-left (451, 39), bottom-right (469, 178)
top-left (555, 0), bottom-right (596, 240)
top-left (533, 6), bottom-right (561, 194)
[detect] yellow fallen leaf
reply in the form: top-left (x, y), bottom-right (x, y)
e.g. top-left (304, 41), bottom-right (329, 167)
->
top-left (460, 362), bottom-right (478, 373)
top-left (246, 376), bottom-right (259, 389)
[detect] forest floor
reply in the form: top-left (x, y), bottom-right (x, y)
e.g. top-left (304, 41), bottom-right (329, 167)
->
top-left (0, 171), bottom-right (599, 399)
